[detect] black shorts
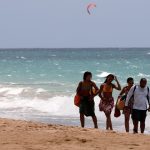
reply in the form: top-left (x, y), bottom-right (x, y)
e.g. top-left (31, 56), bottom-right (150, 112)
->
top-left (132, 109), bottom-right (147, 122)
top-left (79, 96), bottom-right (95, 117)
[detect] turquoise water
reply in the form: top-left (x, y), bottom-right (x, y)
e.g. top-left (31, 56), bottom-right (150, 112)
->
top-left (0, 48), bottom-right (150, 94)
top-left (0, 48), bottom-right (150, 132)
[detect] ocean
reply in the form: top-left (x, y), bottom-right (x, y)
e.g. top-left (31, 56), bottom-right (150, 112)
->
top-left (0, 48), bottom-right (150, 133)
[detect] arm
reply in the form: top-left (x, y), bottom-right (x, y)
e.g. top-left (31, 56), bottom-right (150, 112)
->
top-left (148, 88), bottom-right (150, 111)
top-left (99, 84), bottom-right (104, 100)
top-left (118, 87), bottom-right (126, 97)
top-left (125, 86), bottom-right (135, 107)
top-left (92, 82), bottom-right (99, 96)
top-left (76, 82), bottom-right (82, 96)
top-left (113, 76), bottom-right (121, 91)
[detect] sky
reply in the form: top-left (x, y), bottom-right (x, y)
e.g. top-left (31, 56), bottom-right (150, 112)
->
top-left (0, 0), bottom-right (150, 48)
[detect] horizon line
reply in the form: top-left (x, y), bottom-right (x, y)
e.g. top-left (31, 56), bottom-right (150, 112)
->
top-left (0, 47), bottom-right (150, 49)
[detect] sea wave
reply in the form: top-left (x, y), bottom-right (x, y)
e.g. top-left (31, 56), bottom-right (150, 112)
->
top-left (137, 73), bottom-right (150, 78)
top-left (0, 86), bottom-right (77, 117)
top-left (0, 85), bottom-right (150, 132)
top-left (96, 71), bottom-right (111, 78)
top-left (1, 81), bottom-right (65, 86)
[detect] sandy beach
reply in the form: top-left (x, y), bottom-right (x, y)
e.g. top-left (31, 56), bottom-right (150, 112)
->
top-left (0, 118), bottom-right (150, 150)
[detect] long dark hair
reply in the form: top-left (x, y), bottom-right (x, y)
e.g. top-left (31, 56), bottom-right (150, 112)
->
top-left (104, 74), bottom-right (114, 83)
top-left (83, 71), bottom-right (92, 81)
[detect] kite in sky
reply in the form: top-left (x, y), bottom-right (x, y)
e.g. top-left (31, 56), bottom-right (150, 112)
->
top-left (87, 3), bottom-right (96, 15)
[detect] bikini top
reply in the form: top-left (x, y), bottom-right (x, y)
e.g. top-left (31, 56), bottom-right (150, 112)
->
top-left (102, 83), bottom-right (113, 93)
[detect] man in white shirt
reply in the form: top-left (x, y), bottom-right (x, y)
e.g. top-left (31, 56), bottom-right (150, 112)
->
top-left (125, 78), bottom-right (150, 133)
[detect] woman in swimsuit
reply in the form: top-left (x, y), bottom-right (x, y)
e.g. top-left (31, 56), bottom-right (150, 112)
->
top-left (118, 77), bottom-right (134, 132)
top-left (99, 74), bottom-right (121, 130)
top-left (76, 71), bottom-right (99, 128)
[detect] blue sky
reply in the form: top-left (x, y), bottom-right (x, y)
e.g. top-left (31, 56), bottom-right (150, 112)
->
top-left (0, 0), bottom-right (150, 48)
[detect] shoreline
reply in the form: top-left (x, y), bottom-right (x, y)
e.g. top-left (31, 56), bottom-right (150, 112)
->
top-left (0, 118), bottom-right (150, 150)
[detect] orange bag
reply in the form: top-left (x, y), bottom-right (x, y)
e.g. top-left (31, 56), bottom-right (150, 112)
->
top-left (74, 95), bottom-right (81, 107)
top-left (117, 97), bottom-right (125, 110)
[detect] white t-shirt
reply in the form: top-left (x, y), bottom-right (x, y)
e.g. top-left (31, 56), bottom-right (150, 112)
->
top-left (125, 85), bottom-right (150, 110)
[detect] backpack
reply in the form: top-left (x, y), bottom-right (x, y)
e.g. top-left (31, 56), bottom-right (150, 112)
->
top-left (128, 86), bottom-right (150, 109)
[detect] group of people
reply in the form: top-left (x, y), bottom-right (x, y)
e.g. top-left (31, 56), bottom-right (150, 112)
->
top-left (76, 71), bottom-right (150, 134)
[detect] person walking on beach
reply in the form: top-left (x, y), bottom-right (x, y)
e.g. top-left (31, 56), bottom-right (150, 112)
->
top-left (118, 77), bottom-right (134, 132)
top-left (76, 71), bottom-right (99, 128)
top-left (125, 78), bottom-right (150, 133)
top-left (99, 74), bottom-right (121, 130)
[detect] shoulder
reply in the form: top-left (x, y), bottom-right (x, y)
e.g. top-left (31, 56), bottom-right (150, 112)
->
top-left (122, 86), bottom-right (127, 90)
top-left (130, 85), bottom-right (137, 91)
top-left (100, 83), bottom-right (105, 87)
top-left (99, 83), bottom-right (105, 89)
top-left (90, 81), bottom-right (95, 84)
top-left (78, 81), bottom-right (83, 86)
top-left (122, 86), bottom-right (128, 91)
top-left (90, 81), bottom-right (96, 86)
top-left (145, 86), bottom-right (149, 92)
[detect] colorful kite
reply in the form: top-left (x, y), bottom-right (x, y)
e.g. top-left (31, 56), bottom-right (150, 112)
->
top-left (87, 3), bottom-right (96, 15)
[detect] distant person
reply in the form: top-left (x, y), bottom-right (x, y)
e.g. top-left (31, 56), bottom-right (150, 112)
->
top-left (76, 71), bottom-right (99, 128)
top-left (118, 77), bottom-right (134, 132)
top-left (99, 74), bottom-right (121, 130)
top-left (125, 78), bottom-right (150, 134)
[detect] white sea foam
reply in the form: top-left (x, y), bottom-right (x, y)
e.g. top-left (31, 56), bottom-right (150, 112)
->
top-left (0, 85), bottom-right (150, 132)
top-left (125, 61), bottom-right (130, 64)
top-left (80, 70), bottom-right (86, 74)
top-left (0, 91), bottom-right (149, 132)
top-left (0, 86), bottom-right (78, 116)
top-left (96, 71), bottom-right (110, 78)
top-left (20, 56), bottom-right (26, 59)
top-left (7, 75), bottom-right (12, 77)
top-left (138, 73), bottom-right (150, 78)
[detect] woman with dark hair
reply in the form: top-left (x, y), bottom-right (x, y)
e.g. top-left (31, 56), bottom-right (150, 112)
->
top-left (76, 71), bottom-right (99, 128)
top-left (99, 74), bottom-right (121, 130)
top-left (118, 77), bottom-right (134, 132)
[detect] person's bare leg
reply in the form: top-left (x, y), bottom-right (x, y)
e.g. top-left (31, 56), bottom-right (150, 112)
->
top-left (80, 113), bottom-right (85, 128)
top-left (105, 113), bottom-right (113, 130)
top-left (105, 113), bottom-right (109, 130)
top-left (140, 121), bottom-right (145, 134)
top-left (108, 114), bottom-right (113, 130)
top-left (125, 111), bottom-right (130, 132)
top-left (92, 115), bottom-right (98, 128)
top-left (133, 120), bottom-right (138, 133)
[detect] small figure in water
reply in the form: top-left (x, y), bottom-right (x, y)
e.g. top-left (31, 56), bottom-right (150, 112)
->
top-left (99, 74), bottom-right (121, 130)
top-left (76, 71), bottom-right (99, 128)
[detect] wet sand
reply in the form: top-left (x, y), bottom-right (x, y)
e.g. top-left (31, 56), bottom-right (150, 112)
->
top-left (0, 118), bottom-right (150, 150)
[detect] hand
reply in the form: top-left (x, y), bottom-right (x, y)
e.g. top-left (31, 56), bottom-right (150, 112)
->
top-left (118, 95), bottom-right (122, 99)
top-left (114, 76), bottom-right (118, 81)
top-left (148, 107), bottom-right (150, 112)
